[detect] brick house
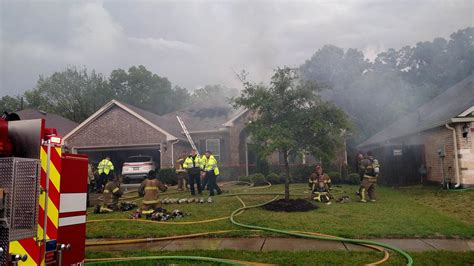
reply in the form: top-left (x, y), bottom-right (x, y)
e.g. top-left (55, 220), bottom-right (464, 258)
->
top-left (359, 75), bottom-right (474, 187)
top-left (63, 100), bottom-right (269, 176)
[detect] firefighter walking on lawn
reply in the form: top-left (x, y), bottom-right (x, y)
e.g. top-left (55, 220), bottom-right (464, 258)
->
top-left (183, 149), bottom-right (203, 196)
top-left (97, 156), bottom-right (114, 192)
top-left (139, 170), bottom-right (168, 215)
top-left (358, 152), bottom-right (380, 202)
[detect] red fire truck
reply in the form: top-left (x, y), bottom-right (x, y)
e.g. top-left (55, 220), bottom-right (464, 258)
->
top-left (1, 113), bottom-right (88, 265)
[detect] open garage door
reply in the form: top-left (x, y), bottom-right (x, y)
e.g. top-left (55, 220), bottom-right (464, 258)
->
top-left (77, 145), bottom-right (161, 176)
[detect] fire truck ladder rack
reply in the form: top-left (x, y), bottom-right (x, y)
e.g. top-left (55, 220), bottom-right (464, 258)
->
top-left (176, 115), bottom-right (199, 155)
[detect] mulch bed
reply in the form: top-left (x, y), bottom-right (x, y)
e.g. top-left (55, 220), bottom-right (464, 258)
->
top-left (262, 199), bottom-right (317, 212)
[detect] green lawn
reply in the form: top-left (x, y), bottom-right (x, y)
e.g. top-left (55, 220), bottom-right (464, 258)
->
top-left (86, 184), bottom-right (474, 239)
top-left (86, 250), bottom-right (474, 266)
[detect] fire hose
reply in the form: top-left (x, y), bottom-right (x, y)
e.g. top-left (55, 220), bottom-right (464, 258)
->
top-left (85, 187), bottom-right (413, 265)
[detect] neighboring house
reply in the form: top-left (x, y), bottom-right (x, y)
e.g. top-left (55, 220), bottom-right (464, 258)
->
top-left (359, 75), bottom-right (474, 187)
top-left (15, 109), bottom-right (78, 136)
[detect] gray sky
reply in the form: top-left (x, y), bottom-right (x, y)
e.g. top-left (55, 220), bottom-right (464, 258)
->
top-left (1, 0), bottom-right (472, 96)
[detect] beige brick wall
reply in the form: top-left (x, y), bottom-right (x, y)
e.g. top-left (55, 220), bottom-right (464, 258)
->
top-left (421, 123), bottom-right (474, 186)
top-left (456, 123), bottom-right (474, 186)
top-left (65, 105), bottom-right (175, 167)
top-left (422, 126), bottom-right (454, 183)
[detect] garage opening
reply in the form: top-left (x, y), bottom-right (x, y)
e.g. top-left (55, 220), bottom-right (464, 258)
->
top-left (77, 145), bottom-right (161, 178)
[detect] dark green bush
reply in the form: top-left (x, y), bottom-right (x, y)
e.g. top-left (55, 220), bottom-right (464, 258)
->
top-left (290, 165), bottom-right (314, 183)
top-left (266, 172), bottom-right (281, 184)
top-left (250, 173), bottom-right (267, 186)
top-left (327, 171), bottom-right (341, 184)
top-left (346, 173), bottom-right (361, 184)
top-left (157, 168), bottom-right (178, 185)
top-left (238, 175), bottom-right (253, 183)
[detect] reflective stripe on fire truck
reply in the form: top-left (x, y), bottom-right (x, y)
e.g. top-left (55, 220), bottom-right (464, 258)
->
top-left (59, 193), bottom-right (87, 213)
top-left (58, 215), bottom-right (86, 227)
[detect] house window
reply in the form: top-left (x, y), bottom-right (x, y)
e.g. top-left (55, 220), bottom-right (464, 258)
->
top-left (206, 139), bottom-right (220, 161)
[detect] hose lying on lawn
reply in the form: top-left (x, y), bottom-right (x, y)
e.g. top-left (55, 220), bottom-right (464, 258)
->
top-left (86, 188), bottom-right (412, 265)
top-left (86, 196), bottom-right (390, 266)
top-left (230, 196), bottom-right (413, 266)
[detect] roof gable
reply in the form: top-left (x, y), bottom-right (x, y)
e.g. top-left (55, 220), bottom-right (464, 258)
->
top-left (64, 100), bottom-right (178, 141)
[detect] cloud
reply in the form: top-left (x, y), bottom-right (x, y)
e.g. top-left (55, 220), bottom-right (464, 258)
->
top-left (0, 0), bottom-right (472, 96)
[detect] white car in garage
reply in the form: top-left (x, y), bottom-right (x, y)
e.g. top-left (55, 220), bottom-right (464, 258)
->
top-left (122, 155), bottom-right (157, 183)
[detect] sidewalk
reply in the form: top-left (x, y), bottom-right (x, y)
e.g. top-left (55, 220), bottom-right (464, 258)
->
top-left (87, 237), bottom-right (474, 253)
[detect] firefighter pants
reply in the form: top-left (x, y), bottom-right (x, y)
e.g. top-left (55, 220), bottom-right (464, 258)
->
top-left (141, 202), bottom-right (158, 215)
top-left (177, 172), bottom-right (187, 191)
top-left (97, 173), bottom-right (110, 192)
top-left (205, 171), bottom-right (222, 196)
top-left (359, 178), bottom-right (376, 201)
top-left (188, 173), bottom-right (202, 195)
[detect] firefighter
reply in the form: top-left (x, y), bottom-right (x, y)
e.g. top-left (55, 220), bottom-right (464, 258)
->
top-left (308, 165), bottom-right (332, 191)
top-left (183, 149), bottom-right (202, 196)
top-left (139, 170), bottom-right (168, 215)
top-left (309, 165), bottom-right (332, 204)
top-left (87, 163), bottom-right (95, 207)
top-left (98, 175), bottom-right (123, 213)
top-left (176, 153), bottom-right (188, 191)
top-left (97, 156), bottom-right (114, 192)
top-left (201, 151), bottom-right (222, 196)
top-left (358, 152), bottom-right (380, 202)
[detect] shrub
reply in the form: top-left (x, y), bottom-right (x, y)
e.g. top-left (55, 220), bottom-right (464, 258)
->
top-left (290, 165), bottom-right (314, 183)
top-left (238, 175), bottom-right (253, 183)
top-left (266, 172), bottom-right (281, 184)
top-left (327, 171), bottom-right (341, 184)
top-left (157, 168), bottom-right (178, 186)
top-left (250, 173), bottom-right (267, 186)
top-left (346, 173), bottom-right (361, 184)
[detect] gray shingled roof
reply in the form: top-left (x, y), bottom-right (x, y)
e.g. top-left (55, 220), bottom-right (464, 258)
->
top-left (121, 102), bottom-right (238, 140)
top-left (359, 74), bottom-right (474, 148)
top-left (15, 109), bottom-right (78, 136)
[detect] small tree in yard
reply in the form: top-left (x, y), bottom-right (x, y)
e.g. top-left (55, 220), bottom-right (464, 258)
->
top-left (233, 67), bottom-right (351, 200)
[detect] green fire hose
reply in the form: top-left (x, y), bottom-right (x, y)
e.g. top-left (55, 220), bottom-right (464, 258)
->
top-left (230, 196), bottom-right (414, 266)
top-left (86, 184), bottom-right (414, 265)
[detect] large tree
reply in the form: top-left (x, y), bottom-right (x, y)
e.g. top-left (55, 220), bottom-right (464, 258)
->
top-left (4, 65), bottom-right (191, 122)
top-left (109, 65), bottom-right (190, 115)
top-left (0, 95), bottom-right (23, 113)
top-left (233, 67), bottom-right (351, 200)
top-left (24, 66), bottom-right (111, 122)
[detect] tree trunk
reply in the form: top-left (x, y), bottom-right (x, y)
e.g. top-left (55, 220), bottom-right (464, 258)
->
top-left (283, 150), bottom-right (290, 201)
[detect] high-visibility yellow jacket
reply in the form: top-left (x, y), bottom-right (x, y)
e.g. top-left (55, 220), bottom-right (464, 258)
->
top-left (183, 155), bottom-right (201, 169)
top-left (98, 159), bottom-right (114, 175)
top-left (183, 155), bottom-right (202, 175)
top-left (201, 155), bottom-right (220, 175)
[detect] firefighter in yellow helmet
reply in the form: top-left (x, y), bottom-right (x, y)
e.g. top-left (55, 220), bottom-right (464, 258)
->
top-left (139, 170), bottom-right (168, 215)
top-left (201, 151), bottom-right (222, 196)
top-left (97, 156), bottom-right (114, 192)
top-left (358, 152), bottom-right (380, 202)
top-left (98, 175), bottom-right (123, 213)
top-left (183, 149), bottom-right (203, 196)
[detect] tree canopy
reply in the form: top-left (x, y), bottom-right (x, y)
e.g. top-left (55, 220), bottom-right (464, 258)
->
top-left (233, 67), bottom-right (351, 199)
top-left (1, 65), bottom-right (190, 122)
